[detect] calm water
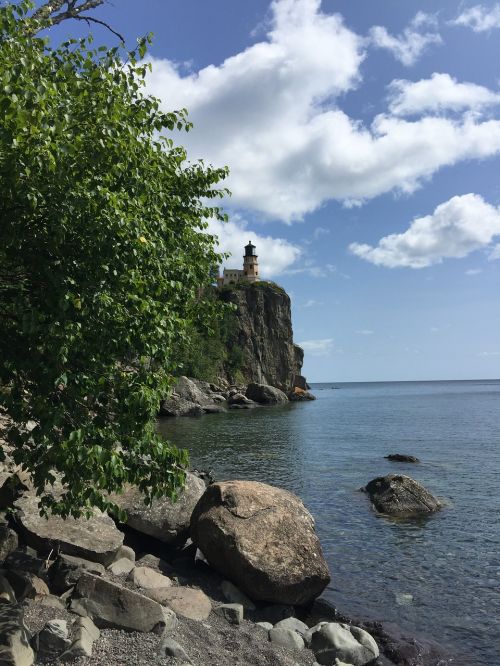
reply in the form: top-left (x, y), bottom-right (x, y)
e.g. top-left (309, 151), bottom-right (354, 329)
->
top-left (159, 380), bottom-right (500, 666)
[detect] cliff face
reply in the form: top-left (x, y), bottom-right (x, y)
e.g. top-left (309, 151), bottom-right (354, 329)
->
top-left (219, 282), bottom-right (304, 391)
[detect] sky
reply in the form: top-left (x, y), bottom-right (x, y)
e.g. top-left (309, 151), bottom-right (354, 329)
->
top-left (46, 0), bottom-right (500, 382)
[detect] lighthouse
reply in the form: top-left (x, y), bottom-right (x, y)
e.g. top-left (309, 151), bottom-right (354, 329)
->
top-left (243, 241), bottom-right (259, 282)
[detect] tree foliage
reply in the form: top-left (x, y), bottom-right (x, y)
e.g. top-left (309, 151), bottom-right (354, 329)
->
top-left (0, 1), bottom-right (229, 517)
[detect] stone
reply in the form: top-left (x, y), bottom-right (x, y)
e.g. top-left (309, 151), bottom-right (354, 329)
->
top-left (221, 580), bottom-right (256, 611)
top-left (33, 619), bottom-right (71, 660)
top-left (227, 393), bottom-right (254, 406)
top-left (60, 617), bottom-right (100, 660)
top-left (304, 622), bottom-right (329, 646)
top-left (363, 474), bottom-right (441, 517)
top-left (145, 586), bottom-right (211, 621)
top-left (0, 525), bottom-right (18, 563)
top-left (114, 545), bottom-right (136, 562)
top-left (288, 387), bottom-right (316, 401)
top-left (215, 603), bottom-right (243, 625)
top-left (130, 566), bottom-right (172, 590)
top-left (50, 553), bottom-right (106, 593)
top-left (0, 574), bottom-right (16, 602)
top-left (135, 554), bottom-right (175, 575)
top-left (3, 550), bottom-right (46, 576)
top-left (110, 472), bottom-right (205, 545)
top-left (108, 558), bottom-right (135, 576)
top-left (14, 493), bottom-right (123, 565)
top-left (160, 637), bottom-right (192, 664)
top-left (256, 622), bottom-right (273, 631)
top-left (3, 570), bottom-right (48, 601)
top-left (70, 572), bottom-right (177, 634)
top-left (0, 601), bottom-right (35, 666)
top-left (275, 617), bottom-right (309, 637)
top-left (159, 396), bottom-right (204, 418)
top-left (246, 383), bottom-right (288, 405)
top-left (269, 627), bottom-right (305, 650)
top-left (310, 623), bottom-right (379, 666)
top-left (385, 454), bottom-right (420, 463)
top-left (35, 594), bottom-right (65, 610)
top-left (190, 480), bottom-right (330, 605)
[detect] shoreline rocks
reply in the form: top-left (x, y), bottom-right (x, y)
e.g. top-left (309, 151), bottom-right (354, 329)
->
top-left (363, 474), bottom-right (441, 517)
top-left (190, 480), bottom-right (331, 606)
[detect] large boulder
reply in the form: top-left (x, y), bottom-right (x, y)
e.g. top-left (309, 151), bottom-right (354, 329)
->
top-left (110, 472), bottom-right (205, 545)
top-left (70, 572), bottom-right (177, 633)
top-left (14, 493), bottom-right (123, 566)
top-left (363, 474), bottom-right (441, 517)
top-left (190, 480), bottom-right (330, 605)
top-left (0, 601), bottom-right (35, 666)
top-left (246, 383), bottom-right (289, 405)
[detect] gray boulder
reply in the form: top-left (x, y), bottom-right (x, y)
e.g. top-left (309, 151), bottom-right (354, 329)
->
top-left (0, 525), bottom-right (19, 563)
top-left (110, 472), bottom-right (205, 545)
top-left (221, 580), bottom-right (256, 611)
top-left (269, 627), bottom-right (305, 650)
top-left (129, 566), bottom-right (172, 590)
top-left (0, 601), bottom-right (34, 666)
top-left (50, 553), bottom-right (105, 593)
top-left (33, 620), bottom-right (71, 660)
top-left (227, 393), bottom-right (254, 406)
top-left (310, 623), bottom-right (379, 666)
top-left (145, 586), bottom-right (211, 621)
top-left (363, 474), bottom-right (441, 517)
top-left (215, 603), bottom-right (244, 625)
top-left (190, 480), bottom-right (330, 605)
top-left (60, 617), bottom-right (99, 660)
top-left (246, 383), bottom-right (288, 405)
top-left (70, 572), bottom-right (177, 633)
top-left (107, 557), bottom-right (135, 576)
top-left (274, 617), bottom-right (309, 637)
top-left (14, 493), bottom-right (123, 565)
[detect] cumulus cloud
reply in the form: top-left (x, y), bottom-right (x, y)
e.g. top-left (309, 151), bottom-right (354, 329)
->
top-left (450, 4), bottom-right (500, 32)
top-left (349, 193), bottom-right (500, 268)
top-left (388, 73), bottom-right (500, 116)
top-left (143, 0), bottom-right (500, 221)
top-left (206, 216), bottom-right (300, 277)
top-left (369, 12), bottom-right (442, 66)
top-left (298, 338), bottom-right (334, 355)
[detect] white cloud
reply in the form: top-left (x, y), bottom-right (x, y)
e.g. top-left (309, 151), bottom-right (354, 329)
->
top-left (478, 350), bottom-right (500, 356)
top-left (206, 216), bottom-right (300, 277)
top-left (450, 4), bottom-right (500, 32)
top-left (143, 1), bottom-right (500, 221)
top-left (388, 73), bottom-right (500, 116)
top-left (302, 299), bottom-right (322, 307)
top-left (369, 12), bottom-right (442, 66)
top-left (356, 329), bottom-right (374, 335)
top-left (313, 227), bottom-right (330, 239)
top-left (298, 338), bottom-right (334, 356)
top-left (465, 268), bottom-right (482, 275)
top-left (349, 193), bottom-right (500, 268)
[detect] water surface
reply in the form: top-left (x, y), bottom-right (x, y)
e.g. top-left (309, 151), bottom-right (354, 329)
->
top-left (159, 380), bottom-right (500, 666)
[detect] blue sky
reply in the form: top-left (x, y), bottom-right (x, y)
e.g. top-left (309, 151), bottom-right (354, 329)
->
top-left (47, 0), bottom-right (500, 381)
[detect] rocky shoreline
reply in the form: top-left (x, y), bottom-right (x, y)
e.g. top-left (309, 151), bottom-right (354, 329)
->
top-left (0, 412), bottom-right (454, 666)
top-left (158, 376), bottom-right (315, 418)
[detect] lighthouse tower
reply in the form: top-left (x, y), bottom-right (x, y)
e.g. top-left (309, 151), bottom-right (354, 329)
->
top-left (243, 241), bottom-right (259, 282)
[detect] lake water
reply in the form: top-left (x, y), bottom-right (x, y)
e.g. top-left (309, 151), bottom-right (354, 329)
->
top-left (159, 380), bottom-right (500, 666)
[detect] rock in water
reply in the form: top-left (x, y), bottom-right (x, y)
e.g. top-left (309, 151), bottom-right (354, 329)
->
top-left (190, 480), bottom-right (330, 605)
top-left (14, 493), bottom-right (123, 566)
top-left (110, 472), bottom-right (205, 545)
top-left (246, 383), bottom-right (288, 405)
top-left (363, 474), bottom-right (441, 517)
top-left (385, 454), bottom-right (420, 463)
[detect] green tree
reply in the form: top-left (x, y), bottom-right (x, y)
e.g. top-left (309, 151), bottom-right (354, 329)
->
top-left (0, 1), bottom-right (229, 517)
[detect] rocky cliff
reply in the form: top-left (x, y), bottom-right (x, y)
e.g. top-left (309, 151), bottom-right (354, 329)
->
top-left (219, 282), bottom-right (305, 391)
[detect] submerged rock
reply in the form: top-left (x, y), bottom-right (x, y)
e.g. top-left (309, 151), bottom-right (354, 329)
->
top-left (385, 454), bottom-right (420, 463)
top-left (190, 480), bottom-right (330, 605)
top-left (363, 474), bottom-right (441, 517)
